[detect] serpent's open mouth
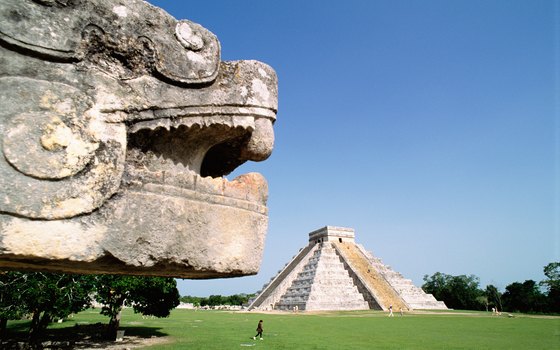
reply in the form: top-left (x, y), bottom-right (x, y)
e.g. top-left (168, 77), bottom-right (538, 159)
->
top-left (125, 113), bottom-right (274, 212)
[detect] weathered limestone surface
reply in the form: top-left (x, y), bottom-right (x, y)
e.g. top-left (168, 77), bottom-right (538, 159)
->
top-left (354, 244), bottom-right (447, 309)
top-left (248, 227), bottom-right (447, 311)
top-left (0, 0), bottom-right (278, 277)
top-left (333, 241), bottom-right (408, 311)
top-left (249, 244), bottom-right (318, 311)
top-left (275, 244), bottom-right (369, 311)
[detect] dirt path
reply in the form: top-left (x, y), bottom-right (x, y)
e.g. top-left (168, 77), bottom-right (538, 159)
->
top-left (76, 335), bottom-right (170, 349)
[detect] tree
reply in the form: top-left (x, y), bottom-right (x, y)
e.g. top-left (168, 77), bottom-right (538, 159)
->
top-left (0, 272), bottom-right (96, 342)
top-left (0, 272), bottom-right (28, 340)
top-left (485, 284), bottom-right (503, 312)
top-left (541, 262), bottom-right (560, 312)
top-left (25, 273), bottom-right (96, 342)
top-left (542, 262), bottom-right (560, 287)
top-left (422, 272), bottom-right (485, 310)
top-left (180, 293), bottom-right (254, 307)
top-left (207, 295), bottom-right (224, 306)
top-left (94, 275), bottom-right (179, 339)
top-left (448, 274), bottom-right (485, 310)
top-left (180, 295), bottom-right (203, 306)
top-left (226, 294), bottom-right (249, 306)
top-left (502, 280), bottom-right (547, 313)
top-left (422, 272), bottom-right (449, 302)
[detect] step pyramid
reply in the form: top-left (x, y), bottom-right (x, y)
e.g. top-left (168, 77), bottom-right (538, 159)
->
top-left (275, 243), bottom-right (370, 311)
top-left (248, 226), bottom-right (447, 311)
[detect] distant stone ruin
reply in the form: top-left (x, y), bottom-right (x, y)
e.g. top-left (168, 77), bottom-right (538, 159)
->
top-left (0, 0), bottom-right (277, 278)
top-left (248, 226), bottom-right (447, 311)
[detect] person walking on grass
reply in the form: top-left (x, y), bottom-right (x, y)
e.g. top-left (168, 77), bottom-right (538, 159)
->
top-left (388, 305), bottom-right (394, 317)
top-left (253, 320), bottom-right (264, 340)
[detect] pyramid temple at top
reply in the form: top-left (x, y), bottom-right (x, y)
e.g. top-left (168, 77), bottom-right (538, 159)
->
top-left (248, 226), bottom-right (447, 311)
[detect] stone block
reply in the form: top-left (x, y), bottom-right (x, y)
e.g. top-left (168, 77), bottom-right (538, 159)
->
top-left (0, 0), bottom-right (277, 277)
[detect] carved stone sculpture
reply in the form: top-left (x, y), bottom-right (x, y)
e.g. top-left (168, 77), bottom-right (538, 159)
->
top-left (0, 0), bottom-right (277, 277)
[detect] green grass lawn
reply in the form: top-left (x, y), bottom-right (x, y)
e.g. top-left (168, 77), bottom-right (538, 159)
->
top-left (6, 309), bottom-right (560, 349)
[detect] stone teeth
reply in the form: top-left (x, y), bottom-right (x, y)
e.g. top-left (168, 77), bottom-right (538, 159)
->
top-left (171, 162), bottom-right (182, 171)
top-left (129, 119), bottom-right (170, 133)
top-left (129, 115), bottom-right (256, 134)
top-left (223, 172), bottom-right (267, 204)
top-left (162, 167), bottom-right (196, 189)
top-left (170, 116), bottom-right (202, 129)
top-left (195, 175), bottom-right (225, 195)
top-left (208, 115), bottom-right (233, 127)
top-left (126, 161), bottom-right (267, 206)
top-left (232, 116), bottom-right (255, 129)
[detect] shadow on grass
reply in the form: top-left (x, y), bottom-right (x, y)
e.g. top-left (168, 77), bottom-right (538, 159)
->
top-left (2, 323), bottom-right (168, 349)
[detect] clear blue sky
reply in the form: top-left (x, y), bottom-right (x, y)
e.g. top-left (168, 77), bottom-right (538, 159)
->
top-left (147, 0), bottom-right (558, 297)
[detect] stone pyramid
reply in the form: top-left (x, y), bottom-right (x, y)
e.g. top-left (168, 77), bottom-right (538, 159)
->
top-left (248, 226), bottom-right (447, 311)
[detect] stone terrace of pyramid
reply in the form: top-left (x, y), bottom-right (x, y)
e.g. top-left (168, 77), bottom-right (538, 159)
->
top-left (248, 226), bottom-right (447, 311)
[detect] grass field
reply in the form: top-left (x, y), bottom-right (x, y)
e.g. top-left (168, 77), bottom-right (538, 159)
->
top-left (6, 308), bottom-right (560, 349)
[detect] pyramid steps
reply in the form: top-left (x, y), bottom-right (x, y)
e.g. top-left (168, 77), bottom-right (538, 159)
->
top-left (248, 226), bottom-right (447, 311)
top-left (355, 244), bottom-right (447, 310)
top-left (248, 243), bottom-right (318, 310)
top-left (275, 243), bottom-right (369, 311)
top-left (334, 242), bottom-right (408, 311)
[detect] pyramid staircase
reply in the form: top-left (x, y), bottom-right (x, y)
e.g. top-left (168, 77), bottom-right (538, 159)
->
top-left (275, 243), bottom-right (370, 311)
top-left (247, 244), bottom-right (318, 311)
top-left (353, 243), bottom-right (447, 309)
top-left (333, 241), bottom-right (408, 311)
top-left (248, 226), bottom-right (447, 311)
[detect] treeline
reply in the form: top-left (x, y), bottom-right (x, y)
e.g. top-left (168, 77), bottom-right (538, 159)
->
top-left (180, 293), bottom-right (255, 307)
top-left (0, 272), bottom-right (180, 343)
top-left (422, 262), bottom-right (559, 313)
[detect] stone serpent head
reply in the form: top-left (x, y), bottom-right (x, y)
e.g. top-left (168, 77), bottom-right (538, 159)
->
top-left (0, 0), bottom-right (277, 277)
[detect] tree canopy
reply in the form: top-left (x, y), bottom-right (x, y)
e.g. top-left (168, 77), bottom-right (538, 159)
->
top-left (180, 293), bottom-right (254, 307)
top-left (541, 262), bottom-right (560, 312)
top-left (0, 272), bottom-right (96, 342)
top-left (422, 272), bottom-right (485, 310)
top-left (502, 280), bottom-right (547, 313)
top-left (94, 275), bottom-right (180, 338)
top-left (1, 272), bottom-right (29, 340)
top-left (1, 272), bottom-right (180, 342)
top-left (422, 262), bottom-right (559, 313)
